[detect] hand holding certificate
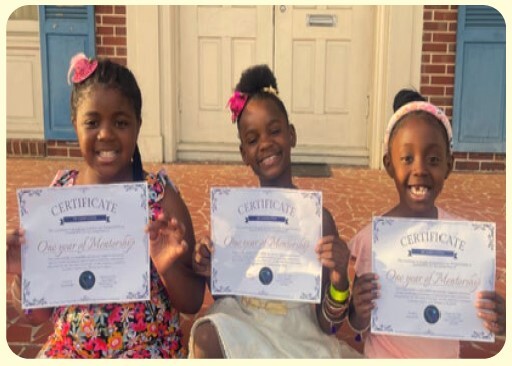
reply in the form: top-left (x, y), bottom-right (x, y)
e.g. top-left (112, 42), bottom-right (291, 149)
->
top-left (17, 182), bottom-right (150, 309)
top-left (371, 217), bottom-right (496, 342)
top-left (210, 187), bottom-right (323, 302)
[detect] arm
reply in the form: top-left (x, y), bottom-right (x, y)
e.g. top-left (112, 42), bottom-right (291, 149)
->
top-left (314, 208), bottom-right (351, 335)
top-left (146, 185), bottom-right (205, 314)
top-left (7, 228), bottom-right (53, 325)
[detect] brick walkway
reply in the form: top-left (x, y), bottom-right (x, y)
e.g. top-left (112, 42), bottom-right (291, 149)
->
top-left (5, 158), bottom-right (506, 358)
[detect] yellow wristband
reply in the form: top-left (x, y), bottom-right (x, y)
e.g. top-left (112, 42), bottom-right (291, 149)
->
top-left (329, 283), bottom-right (350, 303)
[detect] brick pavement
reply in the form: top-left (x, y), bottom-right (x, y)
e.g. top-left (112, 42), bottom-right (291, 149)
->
top-left (5, 158), bottom-right (506, 358)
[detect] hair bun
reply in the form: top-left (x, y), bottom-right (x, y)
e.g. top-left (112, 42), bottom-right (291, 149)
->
top-left (235, 64), bottom-right (278, 94)
top-left (393, 89), bottom-right (426, 112)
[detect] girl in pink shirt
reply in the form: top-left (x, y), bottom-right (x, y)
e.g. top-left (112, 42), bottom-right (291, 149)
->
top-left (347, 89), bottom-right (505, 358)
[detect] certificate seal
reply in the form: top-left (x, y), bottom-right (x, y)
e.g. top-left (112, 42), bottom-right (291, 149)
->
top-left (79, 270), bottom-right (96, 290)
top-left (259, 267), bottom-right (273, 285)
top-left (424, 305), bottom-right (440, 324)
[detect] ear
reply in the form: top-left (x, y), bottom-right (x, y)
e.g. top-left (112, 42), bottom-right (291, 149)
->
top-left (289, 123), bottom-right (297, 148)
top-left (383, 153), bottom-right (394, 178)
top-left (445, 154), bottom-right (454, 179)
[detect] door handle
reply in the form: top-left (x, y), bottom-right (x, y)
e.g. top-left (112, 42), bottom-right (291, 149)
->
top-left (307, 14), bottom-right (337, 27)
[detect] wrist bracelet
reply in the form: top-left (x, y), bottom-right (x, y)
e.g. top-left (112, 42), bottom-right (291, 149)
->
top-left (329, 283), bottom-right (350, 303)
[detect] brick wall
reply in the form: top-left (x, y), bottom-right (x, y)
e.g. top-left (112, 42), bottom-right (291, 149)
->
top-left (420, 5), bottom-right (505, 172)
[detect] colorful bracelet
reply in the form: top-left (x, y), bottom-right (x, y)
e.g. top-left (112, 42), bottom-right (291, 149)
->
top-left (329, 283), bottom-right (350, 303)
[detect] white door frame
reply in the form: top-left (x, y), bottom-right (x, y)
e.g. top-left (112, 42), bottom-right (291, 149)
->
top-left (126, 5), bottom-right (423, 169)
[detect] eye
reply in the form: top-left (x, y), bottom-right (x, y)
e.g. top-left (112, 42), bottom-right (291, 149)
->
top-left (83, 120), bottom-right (98, 129)
top-left (244, 134), bottom-right (258, 145)
top-left (400, 155), bottom-right (413, 164)
top-left (428, 155), bottom-right (441, 165)
top-left (270, 127), bottom-right (281, 135)
top-left (115, 120), bottom-right (129, 128)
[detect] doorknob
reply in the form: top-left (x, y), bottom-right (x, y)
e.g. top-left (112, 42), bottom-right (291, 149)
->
top-left (280, 5), bottom-right (286, 13)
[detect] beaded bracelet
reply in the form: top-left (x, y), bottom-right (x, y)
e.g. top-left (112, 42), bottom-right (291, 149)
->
top-left (329, 283), bottom-right (350, 303)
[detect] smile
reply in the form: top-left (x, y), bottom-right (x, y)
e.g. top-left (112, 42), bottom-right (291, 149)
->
top-left (259, 154), bottom-right (281, 168)
top-left (408, 185), bottom-right (430, 199)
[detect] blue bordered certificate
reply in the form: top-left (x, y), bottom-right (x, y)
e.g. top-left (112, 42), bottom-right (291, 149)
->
top-left (17, 182), bottom-right (150, 309)
top-left (372, 217), bottom-right (496, 342)
top-left (210, 187), bottom-right (323, 303)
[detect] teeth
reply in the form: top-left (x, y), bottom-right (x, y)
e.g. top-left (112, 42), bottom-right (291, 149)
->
top-left (260, 155), bottom-right (278, 166)
top-left (410, 186), bottom-right (428, 195)
top-left (98, 151), bottom-right (116, 158)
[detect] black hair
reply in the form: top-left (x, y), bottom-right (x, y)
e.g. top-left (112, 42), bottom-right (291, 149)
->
top-left (234, 64), bottom-right (289, 126)
top-left (70, 59), bottom-right (144, 181)
top-left (388, 88), bottom-right (450, 154)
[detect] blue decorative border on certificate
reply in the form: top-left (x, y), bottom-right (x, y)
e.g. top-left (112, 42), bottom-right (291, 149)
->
top-left (211, 268), bottom-right (232, 293)
top-left (22, 278), bottom-right (48, 308)
top-left (18, 189), bottom-right (43, 216)
top-left (300, 275), bottom-right (321, 300)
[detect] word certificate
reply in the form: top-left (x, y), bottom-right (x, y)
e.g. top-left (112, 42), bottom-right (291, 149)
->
top-left (210, 187), bottom-right (323, 302)
top-left (372, 217), bottom-right (495, 342)
top-left (18, 182), bottom-right (150, 309)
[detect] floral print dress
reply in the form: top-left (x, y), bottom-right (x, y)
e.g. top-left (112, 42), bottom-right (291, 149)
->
top-left (37, 170), bottom-right (186, 358)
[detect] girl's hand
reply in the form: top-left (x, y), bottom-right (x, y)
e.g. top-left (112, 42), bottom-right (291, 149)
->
top-left (193, 237), bottom-right (213, 277)
top-left (351, 273), bottom-right (380, 322)
top-left (146, 214), bottom-right (188, 273)
top-left (315, 235), bottom-right (350, 289)
top-left (475, 291), bottom-right (506, 336)
top-left (7, 228), bottom-right (25, 275)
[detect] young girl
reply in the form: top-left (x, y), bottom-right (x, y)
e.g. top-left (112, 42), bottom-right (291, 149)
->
top-left (348, 89), bottom-right (506, 358)
top-left (188, 65), bottom-right (359, 358)
top-left (6, 53), bottom-right (205, 358)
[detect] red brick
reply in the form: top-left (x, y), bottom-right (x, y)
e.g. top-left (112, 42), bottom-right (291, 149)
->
top-left (13, 141), bottom-right (21, 155)
top-left (431, 76), bottom-right (454, 84)
top-left (115, 27), bottom-right (126, 36)
top-left (422, 64), bottom-right (446, 74)
top-left (453, 152), bottom-right (468, 159)
top-left (423, 43), bottom-right (447, 52)
top-left (495, 154), bottom-right (506, 161)
top-left (444, 107), bottom-right (453, 118)
top-left (96, 26), bottom-right (114, 36)
top-left (446, 86), bottom-right (454, 95)
top-left (96, 35), bottom-right (102, 46)
top-left (432, 54), bottom-right (455, 64)
top-left (103, 36), bottom-right (126, 46)
top-left (114, 6), bottom-right (126, 15)
top-left (421, 86), bottom-right (444, 95)
top-left (102, 16), bottom-right (125, 25)
top-left (95, 15), bottom-right (102, 24)
top-left (47, 148), bottom-right (68, 157)
top-left (423, 32), bottom-right (432, 42)
top-left (433, 33), bottom-right (456, 43)
top-left (422, 54), bottom-right (431, 63)
top-left (426, 6), bottom-right (450, 9)
top-left (447, 65), bottom-right (455, 74)
top-left (19, 345), bottom-right (43, 359)
top-left (448, 44), bottom-right (456, 53)
top-left (481, 162), bottom-right (505, 171)
top-left (7, 140), bottom-right (13, 155)
top-left (421, 76), bottom-right (430, 84)
top-left (97, 46), bottom-right (115, 56)
top-left (423, 10), bottom-right (433, 21)
top-left (110, 58), bottom-right (127, 66)
top-left (468, 152), bottom-right (495, 160)
top-left (454, 160), bottom-right (479, 171)
top-left (116, 47), bottom-right (127, 56)
top-left (449, 23), bottom-right (458, 32)
top-left (430, 97), bottom-right (452, 106)
top-left (95, 5), bottom-right (113, 14)
top-left (69, 148), bottom-right (83, 158)
top-left (433, 11), bottom-right (458, 21)
top-left (6, 325), bottom-right (32, 343)
top-left (424, 22), bottom-right (448, 31)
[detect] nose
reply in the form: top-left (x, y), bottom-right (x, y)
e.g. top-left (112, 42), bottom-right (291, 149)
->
top-left (97, 124), bottom-right (114, 141)
top-left (412, 158), bottom-right (427, 175)
top-left (258, 132), bottom-right (273, 151)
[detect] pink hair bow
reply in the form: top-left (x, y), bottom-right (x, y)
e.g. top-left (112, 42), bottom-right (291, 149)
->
top-left (67, 52), bottom-right (98, 84)
top-left (226, 91), bottom-right (248, 123)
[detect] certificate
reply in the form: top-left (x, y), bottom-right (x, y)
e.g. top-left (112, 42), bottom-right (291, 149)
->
top-left (17, 182), bottom-right (150, 309)
top-left (210, 187), bottom-right (323, 302)
top-left (372, 217), bottom-right (496, 342)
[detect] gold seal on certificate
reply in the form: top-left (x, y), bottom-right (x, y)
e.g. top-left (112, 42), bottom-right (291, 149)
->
top-left (210, 187), bottom-right (323, 303)
top-left (17, 182), bottom-right (150, 309)
top-left (372, 217), bottom-right (496, 342)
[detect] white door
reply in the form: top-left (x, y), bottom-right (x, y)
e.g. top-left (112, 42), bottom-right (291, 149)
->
top-left (178, 6), bottom-right (273, 161)
top-left (179, 5), bottom-right (374, 165)
top-left (275, 5), bottom-right (374, 165)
